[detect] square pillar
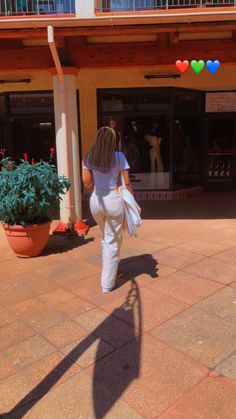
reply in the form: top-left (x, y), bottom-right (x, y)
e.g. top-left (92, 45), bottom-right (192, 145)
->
top-left (49, 67), bottom-right (86, 232)
top-left (76, 0), bottom-right (95, 17)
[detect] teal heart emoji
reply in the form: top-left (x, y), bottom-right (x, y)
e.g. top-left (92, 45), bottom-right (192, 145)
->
top-left (191, 60), bottom-right (205, 74)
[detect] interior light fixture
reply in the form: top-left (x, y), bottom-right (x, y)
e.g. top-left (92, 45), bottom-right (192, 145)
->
top-left (144, 74), bottom-right (181, 80)
top-left (0, 79), bottom-right (31, 84)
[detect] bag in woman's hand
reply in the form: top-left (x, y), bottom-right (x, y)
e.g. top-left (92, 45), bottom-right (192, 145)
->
top-left (119, 185), bottom-right (142, 237)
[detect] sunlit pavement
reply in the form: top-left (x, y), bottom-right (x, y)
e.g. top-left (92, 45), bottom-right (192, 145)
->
top-left (0, 192), bottom-right (236, 418)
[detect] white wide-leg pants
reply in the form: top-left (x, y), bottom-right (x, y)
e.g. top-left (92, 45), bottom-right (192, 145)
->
top-left (90, 189), bottom-right (124, 291)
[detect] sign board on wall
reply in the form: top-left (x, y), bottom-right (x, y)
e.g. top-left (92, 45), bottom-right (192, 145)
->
top-left (205, 92), bottom-right (236, 113)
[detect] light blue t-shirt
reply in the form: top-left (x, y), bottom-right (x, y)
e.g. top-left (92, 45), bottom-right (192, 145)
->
top-left (84, 151), bottom-right (130, 190)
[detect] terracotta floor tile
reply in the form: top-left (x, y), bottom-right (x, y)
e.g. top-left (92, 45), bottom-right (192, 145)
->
top-left (74, 307), bottom-right (115, 331)
top-left (28, 310), bottom-right (68, 333)
top-left (6, 335), bottom-right (56, 370)
top-left (66, 275), bottom-right (131, 307)
top-left (38, 288), bottom-right (76, 306)
top-left (14, 371), bottom-right (142, 419)
top-left (80, 249), bottom-right (103, 267)
top-left (0, 259), bottom-right (33, 281)
top-left (61, 335), bottom-right (114, 369)
top-left (212, 247), bottom-right (236, 264)
top-left (123, 237), bottom-right (167, 256)
top-left (36, 260), bottom-right (100, 287)
top-left (154, 247), bottom-right (205, 270)
top-left (0, 373), bottom-right (33, 413)
top-left (86, 335), bottom-right (208, 418)
top-left (196, 287), bottom-right (236, 324)
top-left (55, 296), bottom-right (95, 318)
top-left (41, 320), bottom-right (87, 349)
top-left (0, 308), bottom-right (16, 328)
top-left (94, 317), bottom-right (138, 349)
top-left (156, 264), bottom-right (177, 279)
top-left (9, 297), bottom-right (49, 318)
top-left (100, 287), bottom-right (188, 332)
top-left (54, 263), bottom-right (101, 287)
top-left (28, 276), bottom-right (58, 295)
top-left (147, 271), bottom-right (223, 305)
top-left (158, 376), bottom-right (236, 419)
top-left (216, 352), bottom-right (236, 381)
top-left (147, 231), bottom-right (193, 246)
top-left (151, 307), bottom-right (236, 368)
top-left (65, 275), bottom-right (100, 296)
top-left (0, 274), bottom-right (39, 307)
top-left (8, 297), bottom-right (67, 333)
top-left (184, 257), bottom-right (236, 284)
top-left (0, 353), bottom-right (17, 381)
top-left (176, 238), bottom-right (231, 256)
top-left (202, 227), bottom-right (236, 243)
top-left (119, 253), bottom-right (159, 279)
top-left (0, 321), bottom-right (35, 351)
top-left (22, 351), bottom-right (81, 388)
top-left (201, 229), bottom-right (236, 243)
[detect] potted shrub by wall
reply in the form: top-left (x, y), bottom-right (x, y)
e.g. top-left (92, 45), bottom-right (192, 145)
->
top-left (0, 158), bottom-right (70, 257)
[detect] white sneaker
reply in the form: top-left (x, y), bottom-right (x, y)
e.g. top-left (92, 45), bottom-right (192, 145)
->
top-left (102, 287), bottom-right (114, 294)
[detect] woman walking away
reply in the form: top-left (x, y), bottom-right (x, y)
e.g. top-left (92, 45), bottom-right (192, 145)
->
top-left (82, 127), bottom-right (132, 294)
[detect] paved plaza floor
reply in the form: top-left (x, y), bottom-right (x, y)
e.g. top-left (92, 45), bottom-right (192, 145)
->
top-left (0, 192), bottom-right (236, 418)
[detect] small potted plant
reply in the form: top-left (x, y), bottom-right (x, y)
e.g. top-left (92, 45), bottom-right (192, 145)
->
top-left (0, 157), bottom-right (70, 257)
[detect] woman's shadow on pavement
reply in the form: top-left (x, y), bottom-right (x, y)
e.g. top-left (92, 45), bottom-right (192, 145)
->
top-left (1, 254), bottom-right (158, 419)
top-left (92, 254), bottom-right (158, 418)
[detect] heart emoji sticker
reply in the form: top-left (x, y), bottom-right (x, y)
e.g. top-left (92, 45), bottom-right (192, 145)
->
top-left (191, 60), bottom-right (205, 74)
top-left (175, 60), bottom-right (189, 74)
top-left (206, 60), bottom-right (220, 74)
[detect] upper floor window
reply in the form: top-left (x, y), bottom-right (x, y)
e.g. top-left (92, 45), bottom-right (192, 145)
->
top-left (97, 0), bottom-right (235, 12)
top-left (0, 0), bottom-right (75, 16)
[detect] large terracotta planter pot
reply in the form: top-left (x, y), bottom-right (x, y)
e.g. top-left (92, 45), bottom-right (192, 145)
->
top-left (2, 221), bottom-right (51, 257)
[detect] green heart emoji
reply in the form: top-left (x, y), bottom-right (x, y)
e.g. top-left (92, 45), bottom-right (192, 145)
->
top-left (191, 60), bottom-right (205, 74)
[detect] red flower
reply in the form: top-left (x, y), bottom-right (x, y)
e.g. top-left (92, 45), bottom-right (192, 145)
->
top-left (50, 147), bottom-right (55, 154)
top-left (23, 153), bottom-right (28, 161)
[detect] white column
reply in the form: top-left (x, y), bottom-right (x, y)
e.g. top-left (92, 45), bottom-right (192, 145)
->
top-left (66, 72), bottom-right (83, 220)
top-left (51, 67), bottom-right (82, 225)
top-left (75, 0), bottom-right (95, 17)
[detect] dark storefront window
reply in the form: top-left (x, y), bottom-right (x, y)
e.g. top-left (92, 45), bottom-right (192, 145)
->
top-left (98, 89), bottom-right (172, 190)
top-left (173, 90), bottom-right (203, 189)
top-left (204, 92), bottom-right (236, 189)
top-left (0, 94), bottom-right (6, 118)
top-left (9, 93), bottom-right (54, 114)
top-left (98, 88), bottom-right (203, 191)
top-left (207, 118), bottom-right (234, 183)
top-left (0, 92), bottom-right (55, 164)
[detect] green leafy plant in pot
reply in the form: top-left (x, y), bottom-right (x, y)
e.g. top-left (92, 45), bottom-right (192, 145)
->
top-left (0, 158), bottom-right (70, 257)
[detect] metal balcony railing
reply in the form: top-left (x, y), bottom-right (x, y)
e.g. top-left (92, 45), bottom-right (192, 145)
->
top-left (0, 0), bottom-right (75, 15)
top-left (96, 0), bottom-right (235, 11)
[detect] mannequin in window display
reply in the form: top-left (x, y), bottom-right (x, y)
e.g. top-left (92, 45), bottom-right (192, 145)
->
top-left (124, 139), bottom-right (141, 173)
top-left (144, 133), bottom-right (164, 173)
top-left (151, 119), bottom-right (162, 137)
top-left (125, 121), bottom-right (141, 173)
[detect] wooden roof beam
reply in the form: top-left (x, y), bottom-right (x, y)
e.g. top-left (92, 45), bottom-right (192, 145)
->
top-left (1, 21), bottom-right (236, 39)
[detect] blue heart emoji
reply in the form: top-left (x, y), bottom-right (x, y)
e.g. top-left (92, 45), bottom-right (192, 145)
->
top-left (206, 60), bottom-right (220, 74)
